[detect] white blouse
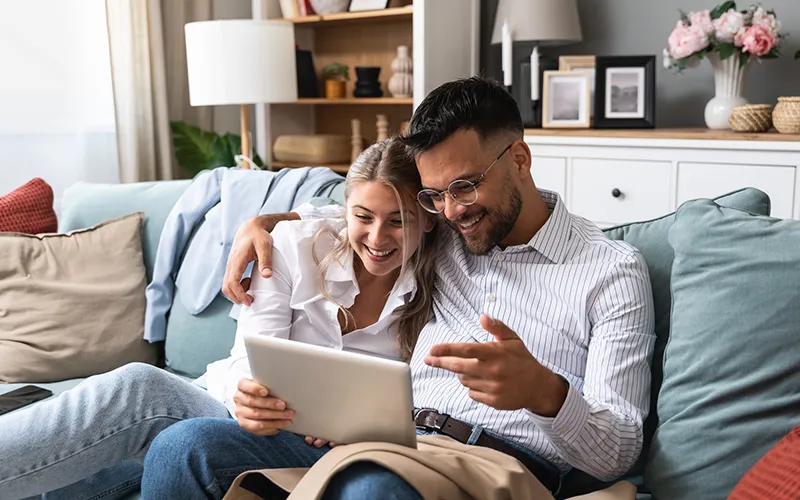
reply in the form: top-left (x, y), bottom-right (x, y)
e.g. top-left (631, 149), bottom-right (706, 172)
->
top-left (203, 218), bottom-right (417, 415)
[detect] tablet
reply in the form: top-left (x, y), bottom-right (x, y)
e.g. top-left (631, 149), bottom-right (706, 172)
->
top-left (244, 334), bottom-right (417, 448)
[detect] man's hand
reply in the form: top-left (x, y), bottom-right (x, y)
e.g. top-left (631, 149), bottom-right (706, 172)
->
top-left (424, 314), bottom-right (568, 417)
top-left (233, 378), bottom-right (295, 436)
top-left (223, 213), bottom-right (298, 306)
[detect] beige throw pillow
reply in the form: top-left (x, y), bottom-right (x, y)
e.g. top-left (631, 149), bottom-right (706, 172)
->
top-left (0, 213), bottom-right (157, 382)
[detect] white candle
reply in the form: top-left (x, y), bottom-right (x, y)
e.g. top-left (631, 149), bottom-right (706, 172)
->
top-left (502, 20), bottom-right (513, 86)
top-left (530, 46), bottom-right (539, 101)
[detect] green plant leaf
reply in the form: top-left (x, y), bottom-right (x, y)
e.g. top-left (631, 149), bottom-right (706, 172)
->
top-left (171, 121), bottom-right (226, 175)
top-left (739, 51), bottom-right (750, 67)
top-left (717, 43), bottom-right (736, 60)
top-left (710, 0), bottom-right (736, 19)
top-left (678, 9), bottom-right (690, 24)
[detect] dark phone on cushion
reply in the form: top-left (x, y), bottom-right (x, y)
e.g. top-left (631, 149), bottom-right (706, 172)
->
top-left (0, 385), bottom-right (53, 416)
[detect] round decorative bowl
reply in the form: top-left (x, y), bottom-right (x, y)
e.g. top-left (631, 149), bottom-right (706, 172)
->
top-left (729, 104), bottom-right (773, 133)
top-left (773, 97), bottom-right (800, 134)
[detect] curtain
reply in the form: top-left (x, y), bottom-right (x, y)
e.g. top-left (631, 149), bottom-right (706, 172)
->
top-left (105, 0), bottom-right (213, 182)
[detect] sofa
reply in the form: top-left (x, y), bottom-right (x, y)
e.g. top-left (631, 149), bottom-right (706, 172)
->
top-left (2, 177), bottom-right (798, 500)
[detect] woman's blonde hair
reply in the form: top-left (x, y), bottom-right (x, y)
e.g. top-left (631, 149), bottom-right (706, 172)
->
top-left (313, 137), bottom-right (438, 362)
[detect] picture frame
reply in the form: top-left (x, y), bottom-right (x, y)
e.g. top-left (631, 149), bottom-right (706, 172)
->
top-left (542, 70), bottom-right (592, 129)
top-left (559, 55), bottom-right (596, 118)
top-left (594, 55), bottom-right (656, 129)
top-left (348, 0), bottom-right (390, 12)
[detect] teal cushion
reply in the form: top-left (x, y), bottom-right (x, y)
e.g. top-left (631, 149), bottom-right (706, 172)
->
top-left (164, 291), bottom-right (236, 379)
top-left (60, 180), bottom-right (191, 282)
top-left (560, 188), bottom-right (770, 497)
top-left (645, 199), bottom-right (800, 499)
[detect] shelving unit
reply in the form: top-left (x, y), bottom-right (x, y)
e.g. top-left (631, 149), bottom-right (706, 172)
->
top-left (256, 0), bottom-right (480, 173)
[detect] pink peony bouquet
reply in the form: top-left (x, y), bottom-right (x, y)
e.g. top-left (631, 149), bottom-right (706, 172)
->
top-left (663, 1), bottom-right (786, 71)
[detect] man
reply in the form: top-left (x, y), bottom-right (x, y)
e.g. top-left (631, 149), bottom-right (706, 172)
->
top-left (142, 76), bottom-right (655, 498)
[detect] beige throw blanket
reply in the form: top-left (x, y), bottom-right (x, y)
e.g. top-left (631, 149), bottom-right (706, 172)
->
top-left (222, 434), bottom-right (636, 500)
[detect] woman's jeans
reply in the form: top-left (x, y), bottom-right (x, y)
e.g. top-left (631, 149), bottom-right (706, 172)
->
top-left (0, 363), bottom-right (231, 500)
top-left (0, 363), bottom-right (419, 500)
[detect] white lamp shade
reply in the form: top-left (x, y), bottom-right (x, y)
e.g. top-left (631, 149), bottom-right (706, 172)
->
top-left (185, 20), bottom-right (298, 106)
top-left (490, 0), bottom-right (582, 46)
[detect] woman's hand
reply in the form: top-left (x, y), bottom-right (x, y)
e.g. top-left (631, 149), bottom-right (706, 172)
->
top-left (233, 378), bottom-right (295, 436)
top-left (304, 436), bottom-right (337, 448)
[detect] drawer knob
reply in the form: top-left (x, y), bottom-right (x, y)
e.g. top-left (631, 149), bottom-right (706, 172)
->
top-left (611, 188), bottom-right (622, 198)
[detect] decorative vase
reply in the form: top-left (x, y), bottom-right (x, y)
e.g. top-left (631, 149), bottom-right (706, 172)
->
top-left (353, 67), bottom-right (383, 98)
top-left (309, 0), bottom-right (348, 14)
top-left (388, 45), bottom-right (413, 98)
top-left (325, 80), bottom-right (346, 99)
top-left (704, 52), bottom-right (751, 130)
top-left (772, 97), bottom-right (800, 134)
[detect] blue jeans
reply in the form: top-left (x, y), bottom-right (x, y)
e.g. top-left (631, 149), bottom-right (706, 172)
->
top-left (140, 417), bottom-right (422, 499)
top-left (0, 363), bottom-right (231, 500)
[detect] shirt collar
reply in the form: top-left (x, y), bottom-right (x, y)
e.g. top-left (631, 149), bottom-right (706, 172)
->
top-left (525, 189), bottom-right (572, 264)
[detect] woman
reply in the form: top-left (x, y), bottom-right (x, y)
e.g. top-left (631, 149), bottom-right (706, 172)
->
top-left (0, 137), bottom-right (438, 499)
top-left (203, 136), bottom-right (438, 447)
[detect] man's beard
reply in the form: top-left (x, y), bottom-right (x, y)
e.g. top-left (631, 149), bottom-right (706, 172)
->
top-left (447, 178), bottom-right (523, 255)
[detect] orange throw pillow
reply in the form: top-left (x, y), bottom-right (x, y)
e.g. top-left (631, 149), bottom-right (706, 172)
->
top-left (0, 178), bottom-right (58, 234)
top-left (728, 425), bottom-right (800, 500)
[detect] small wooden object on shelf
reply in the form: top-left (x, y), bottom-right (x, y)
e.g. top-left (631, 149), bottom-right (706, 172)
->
top-left (377, 114), bottom-right (389, 141)
top-left (773, 97), bottom-right (800, 134)
top-left (523, 127), bottom-right (800, 142)
top-left (729, 104), bottom-right (773, 133)
top-left (351, 118), bottom-right (363, 163)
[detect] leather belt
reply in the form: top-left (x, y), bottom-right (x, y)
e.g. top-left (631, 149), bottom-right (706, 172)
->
top-left (414, 409), bottom-right (560, 494)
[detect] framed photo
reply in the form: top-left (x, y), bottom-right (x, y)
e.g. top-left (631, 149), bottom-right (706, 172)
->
top-left (542, 71), bottom-right (592, 129)
top-left (594, 55), bottom-right (656, 129)
top-left (559, 55), bottom-right (596, 117)
top-left (348, 0), bottom-right (390, 12)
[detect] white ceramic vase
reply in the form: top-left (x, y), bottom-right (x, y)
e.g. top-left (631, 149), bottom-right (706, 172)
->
top-left (388, 45), bottom-right (413, 98)
top-left (704, 52), bottom-right (750, 130)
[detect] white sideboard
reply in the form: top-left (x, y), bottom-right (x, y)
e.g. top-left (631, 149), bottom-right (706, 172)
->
top-left (525, 128), bottom-right (800, 227)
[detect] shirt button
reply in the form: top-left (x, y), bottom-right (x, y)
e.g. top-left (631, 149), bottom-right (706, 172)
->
top-left (495, 254), bottom-right (505, 262)
top-left (487, 293), bottom-right (496, 303)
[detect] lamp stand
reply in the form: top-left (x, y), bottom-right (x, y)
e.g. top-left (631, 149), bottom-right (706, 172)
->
top-left (240, 104), bottom-right (251, 169)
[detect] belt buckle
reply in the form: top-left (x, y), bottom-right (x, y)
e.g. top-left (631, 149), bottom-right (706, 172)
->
top-left (415, 408), bottom-right (450, 432)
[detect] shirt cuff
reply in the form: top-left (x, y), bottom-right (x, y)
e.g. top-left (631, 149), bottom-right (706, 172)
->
top-left (293, 202), bottom-right (317, 220)
top-left (527, 383), bottom-right (591, 445)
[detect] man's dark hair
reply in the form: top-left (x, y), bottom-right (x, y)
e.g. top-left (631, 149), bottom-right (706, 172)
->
top-left (402, 76), bottom-right (523, 156)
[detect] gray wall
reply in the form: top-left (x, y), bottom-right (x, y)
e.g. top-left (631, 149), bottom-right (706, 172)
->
top-left (481, 0), bottom-right (800, 127)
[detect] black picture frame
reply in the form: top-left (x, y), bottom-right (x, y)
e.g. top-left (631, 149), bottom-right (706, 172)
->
top-left (347, 0), bottom-right (390, 12)
top-left (594, 55), bottom-right (656, 129)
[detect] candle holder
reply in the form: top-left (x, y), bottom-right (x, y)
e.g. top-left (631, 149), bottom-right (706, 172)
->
top-left (516, 54), bottom-right (558, 128)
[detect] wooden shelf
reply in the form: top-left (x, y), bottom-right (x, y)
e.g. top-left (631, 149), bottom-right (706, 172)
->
top-left (294, 97), bottom-right (413, 105)
top-left (272, 161), bottom-right (350, 175)
top-left (278, 6), bottom-right (412, 27)
top-left (524, 127), bottom-right (800, 142)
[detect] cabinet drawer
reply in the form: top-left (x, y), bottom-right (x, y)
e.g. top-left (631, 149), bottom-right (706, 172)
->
top-left (531, 156), bottom-right (566, 198)
top-left (571, 158), bottom-right (672, 225)
top-left (677, 163), bottom-right (796, 219)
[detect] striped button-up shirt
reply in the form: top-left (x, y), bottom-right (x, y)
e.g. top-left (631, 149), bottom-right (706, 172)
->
top-left (298, 189), bottom-right (655, 481)
top-left (410, 190), bottom-right (655, 481)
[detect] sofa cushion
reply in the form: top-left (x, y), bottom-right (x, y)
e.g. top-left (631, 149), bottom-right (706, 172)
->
top-left (560, 188), bottom-right (770, 497)
top-left (0, 213), bottom-right (158, 383)
top-left (0, 177), bottom-right (58, 234)
top-left (60, 180), bottom-right (191, 282)
top-left (645, 199), bottom-right (800, 499)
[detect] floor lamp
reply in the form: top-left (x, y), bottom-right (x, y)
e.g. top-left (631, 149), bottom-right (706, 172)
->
top-left (185, 20), bottom-right (298, 168)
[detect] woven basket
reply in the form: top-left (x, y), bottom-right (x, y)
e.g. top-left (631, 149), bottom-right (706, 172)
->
top-left (773, 97), bottom-right (800, 134)
top-left (273, 135), bottom-right (351, 164)
top-left (729, 104), bottom-right (773, 133)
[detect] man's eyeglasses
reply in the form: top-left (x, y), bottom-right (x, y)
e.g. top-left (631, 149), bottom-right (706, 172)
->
top-left (416, 143), bottom-right (513, 214)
